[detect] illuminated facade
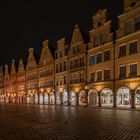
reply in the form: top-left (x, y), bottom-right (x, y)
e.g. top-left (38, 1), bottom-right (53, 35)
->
top-left (0, 0), bottom-right (140, 109)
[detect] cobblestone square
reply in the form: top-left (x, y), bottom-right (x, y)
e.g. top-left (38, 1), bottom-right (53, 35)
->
top-left (0, 104), bottom-right (140, 140)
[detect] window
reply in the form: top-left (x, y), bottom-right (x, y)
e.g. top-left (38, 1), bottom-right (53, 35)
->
top-left (94, 36), bottom-right (100, 47)
top-left (56, 64), bottom-right (59, 73)
top-left (65, 48), bottom-right (68, 55)
top-left (90, 72), bottom-right (95, 83)
top-left (80, 57), bottom-right (84, 67)
top-left (75, 59), bottom-right (79, 68)
top-left (90, 55), bottom-right (95, 65)
top-left (129, 42), bottom-right (137, 55)
top-left (119, 45), bottom-right (126, 57)
top-left (130, 64), bottom-right (137, 77)
top-left (120, 66), bottom-right (126, 79)
top-left (70, 61), bottom-right (74, 70)
top-left (73, 45), bottom-right (81, 54)
top-left (135, 16), bottom-right (140, 31)
top-left (59, 51), bottom-right (63, 58)
top-left (100, 33), bottom-right (106, 44)
top-left (64, 62), bottom-right (67, 71)
top-left (60, 63), bottom-right (63, 72)
top-left (125, 21), bottom-right (132, 34)
top-left (80, 72), bottom-right (84, 82)
top-left (97, 53), bottom-right (102, 63)
top-left (64, 76), bottom-right (67, 85)
top-left (77, 45), bottom-right (81, 53)
top-left (104, 69), bottom-right (110, 81)
top-left (104, 50), bottom-right (110, 61)
top-left (97, 71), bottom-right (102, 81)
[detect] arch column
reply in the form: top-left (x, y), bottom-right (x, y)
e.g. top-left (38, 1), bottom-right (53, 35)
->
top-left (98, 91), bottom-right (102, 107)
top-left (113, 90), bottom-right (117, 108)
top-left (131, 89), bottom-right (136, 109)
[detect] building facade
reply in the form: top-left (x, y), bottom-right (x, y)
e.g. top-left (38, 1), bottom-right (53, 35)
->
top-left (0, 0), bottom-right (140, 109)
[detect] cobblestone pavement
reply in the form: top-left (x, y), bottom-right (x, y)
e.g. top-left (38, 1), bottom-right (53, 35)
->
top-left (0, 104), bottom-right (140, 140)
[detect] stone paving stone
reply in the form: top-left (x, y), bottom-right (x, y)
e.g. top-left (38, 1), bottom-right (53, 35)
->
top-left (0, 104), bottom-right (140, 140)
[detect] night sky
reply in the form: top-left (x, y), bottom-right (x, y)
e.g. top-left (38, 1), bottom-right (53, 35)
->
top-left (0, 0), bottom-right (123, 67)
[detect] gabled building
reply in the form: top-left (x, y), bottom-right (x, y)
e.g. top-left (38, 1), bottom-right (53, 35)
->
top-left (115, 0), bottom-right (140, 109)
top-left (38, 40), bottom-right (55, 104)
top-left (69, 24), bottom-right (89, 106)
top-left (4, 64), bottom-right (10, 103)
top-left (9, 59), bottom-right (17, 103)
top-left (55, 37), bottom-right (69, 105)
top-left (17, 59), bottom-right (26, 103)
top-left (87, 9), bottom-right (114, 107)
top-left (0, 65), bottom-right (4, 103)
top-left (26, 48), bottom-right (38, 104)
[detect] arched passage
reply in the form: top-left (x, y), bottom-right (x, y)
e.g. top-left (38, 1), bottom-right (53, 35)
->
top-left (88, 89), bottom-right (98, 106)
top-left (56, 91), bottom-right (61, 105)
top-left (101, 88), bottom-right (113, 107)
top-left (69, 91), bottom-right (77, 105)
top-left (117, 87), bottom-right (131, 107)
top-left (44, 93), bottom-right (49, 104)
top-left (62, 89), bottom-right (68, 105)
top-left (49, 92), bottom-right (55, 105)
top-left (135, 87), bottom-right (140, 108)
top-left (79, 90), bottom-right (87, 105)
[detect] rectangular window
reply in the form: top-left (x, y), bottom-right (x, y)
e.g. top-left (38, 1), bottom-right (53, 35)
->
top-left (129, 42), bottom-right (137, 55)
top-left (97, 53), bottom-right (102, 63)
top-left (77, 45), bottom-right (81, 53)
top-left (104, 69), bottom-right (110, 81)
top-left (59, 51), bottom-right (63, 58)
top-left (75, 59), bottom-right (79, 68)
top-left (80, 57), bottom-right (84, 67)
top-left (135, 16), bottom-right (140, 31)
top-left (56, 64), bottom-right (59, 73)
top-left (60, 63), bottom-right (63, 72)
top-left (125, 21), bottom-right (132, 34)
top-left (97, 71), bottom-right (102, 81)
top-left (100, 33), bottom-right (106, 44)
top-left (130, 64), bottom-right (137, 77)
top-left (104, 50), bottom-right (110, 61)
top-left (94, 36), bottom-right (100, 47)
top-left (64, 75), bottom-right (67, 85)
top-left (90, 55), bottom-right (95, 65)
top-left (80, 72), bottom-right (84, 83)
top-left (120, 66), bottom-right (126, 79)
top-left (65, 48), bottom-right (68, 55)
top-left (64, 62), bottom-right (67, 71)
top-left (90, 72), bottom-right (95, 83)
top-left (119, 45), bottom-right (126, 57)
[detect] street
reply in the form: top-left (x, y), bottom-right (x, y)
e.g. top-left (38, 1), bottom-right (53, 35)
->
top-left (0, 104), bottom-right (140, 140)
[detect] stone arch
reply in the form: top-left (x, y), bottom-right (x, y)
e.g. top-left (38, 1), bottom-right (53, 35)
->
top-left (101, 88), bottom-right (113, 107)
top-left (116, 87), bottom-right (131, 107)
top-left (44, 92), bottom-right (49, 104)
top-left (69, 91), bottom-right (77, 105)
top-left (62, 89), bottom-right (68, 105)
top-left (135, 86), bottom-right (140, 107)
top-left (79, 90), bottom-right (87, 105)
top-left (56, 90), bottom-right (61, 105)
top-left (88, 89), bottom-right (98, 106)
top-left (49, 92), bottom-right (55, 105)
